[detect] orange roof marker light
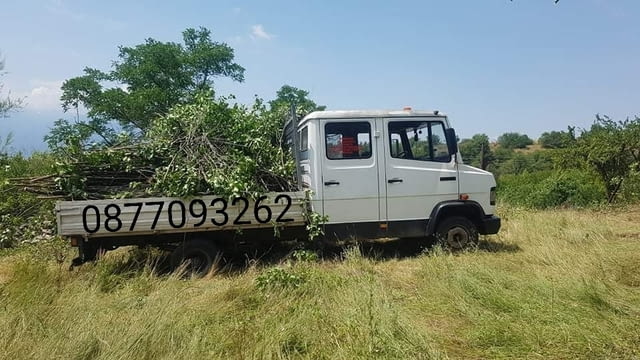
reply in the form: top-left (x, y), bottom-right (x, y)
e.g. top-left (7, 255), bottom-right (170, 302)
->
top-left (403, 106), bottom-right (412, 111)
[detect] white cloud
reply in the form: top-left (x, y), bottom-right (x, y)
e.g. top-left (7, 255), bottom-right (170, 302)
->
top-left (250, 24), bottom-right (273, 40)
top-left (21, 80), bottom-right (64, 112)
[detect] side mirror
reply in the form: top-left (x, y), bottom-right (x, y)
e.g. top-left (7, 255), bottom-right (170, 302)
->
top-left (445, 128), bottom-right (458, 155)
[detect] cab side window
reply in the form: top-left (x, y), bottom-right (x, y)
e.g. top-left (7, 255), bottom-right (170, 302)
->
top-left (299, 126), bottom-right (309, 160)
top-left (388, 121), bottom-right (450, 162)
top-left (325, 122), bottom-right (372, 160)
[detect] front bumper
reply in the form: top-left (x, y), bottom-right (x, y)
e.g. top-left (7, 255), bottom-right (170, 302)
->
top-left (479, 215), bottom-right (501, 235)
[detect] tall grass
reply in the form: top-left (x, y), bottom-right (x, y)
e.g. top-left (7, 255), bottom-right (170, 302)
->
top-left (1, 206), bottom-right (639, 359)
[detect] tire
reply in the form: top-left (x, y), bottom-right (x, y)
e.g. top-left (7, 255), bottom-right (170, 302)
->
top-left (170, 238), bottom-right (221, 276)
top-left (435, 216), bottom-right (478, 250)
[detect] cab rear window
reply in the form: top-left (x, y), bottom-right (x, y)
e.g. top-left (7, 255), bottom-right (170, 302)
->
top-left (325, 122), bottom-right (372, 160)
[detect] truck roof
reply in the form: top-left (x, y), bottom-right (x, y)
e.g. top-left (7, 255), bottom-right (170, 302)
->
top-left (299, 109), bottom-right (446, 126)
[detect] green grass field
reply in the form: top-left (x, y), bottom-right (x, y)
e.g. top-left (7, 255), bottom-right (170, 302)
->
top-left (1, 206), bottom-right (639, 359)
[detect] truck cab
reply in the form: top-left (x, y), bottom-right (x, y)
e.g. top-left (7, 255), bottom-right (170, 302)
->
top-left (292, 108), bottom-right (500, 247)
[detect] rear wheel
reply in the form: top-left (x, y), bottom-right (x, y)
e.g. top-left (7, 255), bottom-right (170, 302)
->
top-left (435, 216), bottom-right (478, 250)
top-left (170, 238), bottom-right (221, 276)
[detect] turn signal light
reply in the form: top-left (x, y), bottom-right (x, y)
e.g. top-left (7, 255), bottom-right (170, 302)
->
top-left (459, 194), bottom-right (469, 200)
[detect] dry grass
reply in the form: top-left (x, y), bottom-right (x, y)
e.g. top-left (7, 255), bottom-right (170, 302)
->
top-left (513, 143), bottom-right (544, 153)
top-left (1, 206), bottom-right (639, 359)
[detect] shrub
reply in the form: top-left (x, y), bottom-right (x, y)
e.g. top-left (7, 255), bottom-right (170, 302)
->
top-left (0, 153), bottom-right (56, 248)
top-left (498, 169), bottom-right (606, 209)
top-left (255, 267), bottom-right (307, 290)
top-left (497, 132), bottom-right (534, 149)
top-left (539, 129), bottom-right (575, 149)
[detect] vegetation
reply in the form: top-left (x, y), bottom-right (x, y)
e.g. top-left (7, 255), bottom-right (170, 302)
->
top-left (496, 132), bottom-right (534, 150)
top-left (1, 205), bottom-right (638, 359)
top-left (560, 115), bottom-right (640, 203)
top-left (23, 29), bottom-right (326, 203)
top-left (538, 128), bottom-right (575, 149)
top-left (0, 153), bottom-right (56, 248)
top-left (37, 92), bottom-right (299, 199)
top-left (59, 27), bottom-right (244, 134)
top-left (459, 134), bottom-right (494, 170)
top-left (498, 169), bottom-right (605, 208)
top-left (456, 115), bottom-right (640, 209)
top-left (268, 85), bottom-right (326, 119)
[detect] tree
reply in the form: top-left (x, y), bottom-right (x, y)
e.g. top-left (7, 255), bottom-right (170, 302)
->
top-left (0, 54), bottom-right (23, 118)
top-left (459, 134), bottom-right (495, 170)
top-left (59, 27), bottom-right (244, 135)
top-left (538, 127), bottom-right (575, 149)
top-left (499, 150), bottom-right (554, 175)
top-left (268, 85), bottom-right (326, 118)
top-left (497, 132), bottom-right (534, 149)
top-left (561, 115), bottom-right (640, 203)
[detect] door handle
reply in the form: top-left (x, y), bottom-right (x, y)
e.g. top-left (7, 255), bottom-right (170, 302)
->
top-left (324, 180), bottom-right (340, 186)
top-left (440, 176), bottom-right (456, 182)
top-left (388, 178), bottom-right (403, 184)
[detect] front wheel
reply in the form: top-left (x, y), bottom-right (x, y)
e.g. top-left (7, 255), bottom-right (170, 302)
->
top-left (435, 216), bottom-right (478, 250)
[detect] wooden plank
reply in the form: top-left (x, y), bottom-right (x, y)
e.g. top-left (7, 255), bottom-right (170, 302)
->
top-left (56, 192), bottom-right (307, 238)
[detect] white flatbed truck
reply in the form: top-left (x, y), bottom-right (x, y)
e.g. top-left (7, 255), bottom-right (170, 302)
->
top-left (57, 108), bottom-right (501, 271)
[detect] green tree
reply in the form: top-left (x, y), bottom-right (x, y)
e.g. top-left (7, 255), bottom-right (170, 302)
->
top-left (59, 27), bottom-right (244, 136)
top-left (268, 85), bottom-right (326, 118)
top-left (497, 132), bottom-right (534, 149)
top-left (499, 151), bottom-right (554, 175)
top-left (459, 134), bottom-right (495, 170)
top-left (539, 128), bottom-right (575, 149)
top-left (561, 115), bottom-right (640, 203)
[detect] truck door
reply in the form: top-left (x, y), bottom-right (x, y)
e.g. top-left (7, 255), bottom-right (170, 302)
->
top-left (320, 119), bottom-right (380, 223)
top-left (383, 118), bottom-right (459, 222)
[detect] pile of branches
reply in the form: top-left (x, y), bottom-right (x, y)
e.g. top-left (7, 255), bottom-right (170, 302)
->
top-left (14, 93), bottom-right (298, 200)
top-left (9, 152), bottom-right (156, 199)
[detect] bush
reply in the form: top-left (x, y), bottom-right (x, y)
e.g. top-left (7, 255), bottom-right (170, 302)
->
top-left (539, 130), bottom-right (575, 149)
top-left (494, 150), bottom-right (554, 176)
top-left (497, 132), bottom-right (534, 150)
top-left (0, 153), bottom-right (56, 248)
top-left (498, 169), bottom-right (606, 209)
top-left (618, 170), bottom-right (640, 204)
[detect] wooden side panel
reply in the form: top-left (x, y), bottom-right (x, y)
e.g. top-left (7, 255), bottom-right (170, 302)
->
top-left (56, 192), bottom-right (307, 238)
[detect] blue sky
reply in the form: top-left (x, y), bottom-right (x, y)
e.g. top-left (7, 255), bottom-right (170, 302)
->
top-left (1, 0), bottom-right (639, 153)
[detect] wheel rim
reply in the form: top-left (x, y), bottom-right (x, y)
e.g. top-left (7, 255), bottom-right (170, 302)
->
top-left (446, 226), bottom-right (469, 249)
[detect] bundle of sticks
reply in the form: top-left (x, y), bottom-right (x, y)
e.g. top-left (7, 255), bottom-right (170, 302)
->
top-left (9, 165), bottom-right (155, 200)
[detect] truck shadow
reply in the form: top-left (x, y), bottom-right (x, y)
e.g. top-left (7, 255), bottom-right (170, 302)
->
top-left (96, 237), bottom-right (521, 277)
top-left (477, 238), bottom-right (521, 253)
top-left (222, 236), bottom-right (522, 271)
top-left (337, 237), bottom-right (521, 262)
